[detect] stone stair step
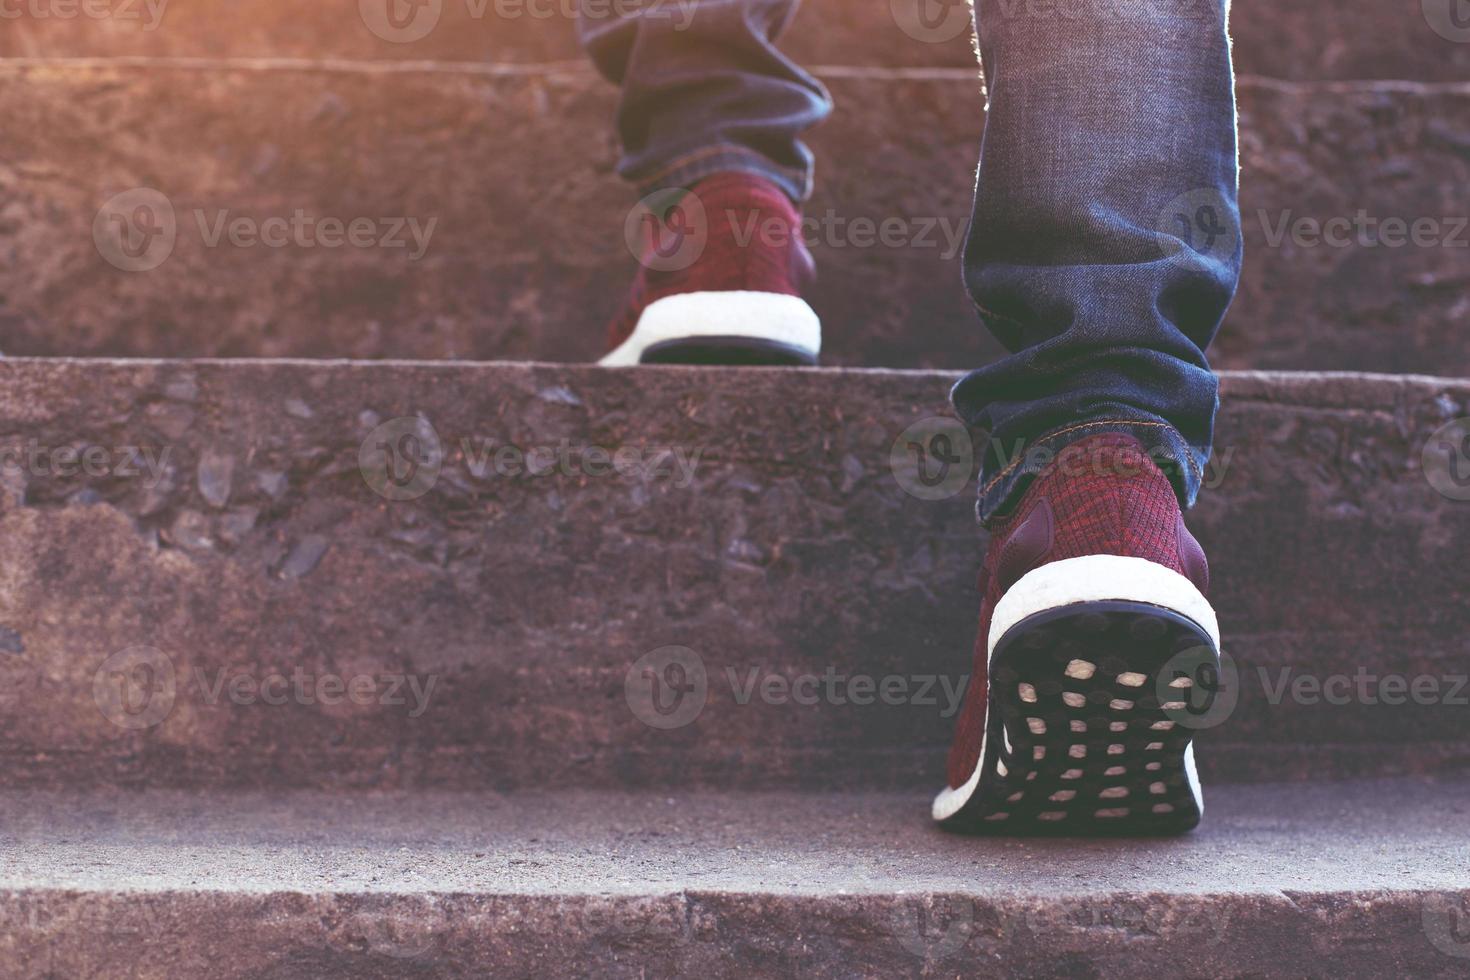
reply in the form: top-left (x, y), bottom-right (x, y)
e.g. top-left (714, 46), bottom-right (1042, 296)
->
top-left (0, 0), bottom-right (1463, 81)
top-left (0, 63), bottom-right (1464, 374)
top-left (0, 360), bottom-right (1465, 791)
top-left (2, 778), bottom-right (1469, 977)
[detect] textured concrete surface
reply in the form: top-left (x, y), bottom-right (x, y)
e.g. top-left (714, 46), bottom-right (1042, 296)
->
top-left (0, 0), bottom-right (1464, 81)
top-left (1, 778), bottom-right (1468, 977)
top-left (0, 360), bottom-right (1465, 791)
top-left (0, 63), bottom-right (1466, 374)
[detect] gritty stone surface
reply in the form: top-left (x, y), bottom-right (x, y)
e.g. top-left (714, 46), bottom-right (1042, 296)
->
top-left (1226, 81), bottom-right (1470, 375)
top-left (0, 360), bottom-right (1465, 792)
top-left (0, 0), bottom-right (1462, 81)
top-left (0, 65), bottom-right (1465, 374)
top-left (0, 778), bottom-right (1467, 977)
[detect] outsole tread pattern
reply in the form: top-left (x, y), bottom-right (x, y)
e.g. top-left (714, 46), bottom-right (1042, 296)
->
top-left (943, 600), bottom-right (1219, 837)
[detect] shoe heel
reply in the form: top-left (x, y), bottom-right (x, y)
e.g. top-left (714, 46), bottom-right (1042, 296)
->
top-left (960, 601), bottom-right (1219, 836)
top-left (639, 336), bottom-right (818, 366)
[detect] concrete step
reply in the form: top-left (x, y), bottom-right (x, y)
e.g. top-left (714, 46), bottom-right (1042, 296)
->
top-left (0, 0), bottom-right (1464, 81)
top-left (2, 778), bottom-right (1469, 977)
top-left (1, 63), bottom-right (1465, 374)
top-left (0, 359), bottom-right (1466, 791)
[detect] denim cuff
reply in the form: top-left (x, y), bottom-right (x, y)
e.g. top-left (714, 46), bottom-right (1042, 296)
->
top-left (975, 417), bottom-right (1207, 527)
top-left (633, 143), bottom-right (811, 204)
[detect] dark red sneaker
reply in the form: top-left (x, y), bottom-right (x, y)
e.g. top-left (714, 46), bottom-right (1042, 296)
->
top-left (599, 172), bottom-right (821, 367)
top-left (933, 433), bottom-right (1220, 835)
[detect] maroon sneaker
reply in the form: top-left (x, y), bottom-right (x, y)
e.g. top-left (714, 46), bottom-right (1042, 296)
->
top-left (933, 433), bottom-right (1220, 835)
top-left (599, 172), bottom-right (821, 367)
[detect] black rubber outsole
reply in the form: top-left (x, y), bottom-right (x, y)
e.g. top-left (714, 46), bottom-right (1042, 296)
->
top-left (639, 336), bottom-right (818, 367)
top-left (940, 600), bottom-right (1220, 837)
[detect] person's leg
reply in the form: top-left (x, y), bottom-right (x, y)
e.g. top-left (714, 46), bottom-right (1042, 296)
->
top-left (954, 0), bottom-right (1241, 520)
top-left (579, 1), bottom-right (834, 366)
top-left (577, 0), bottom-right (829, 202)
top-left (936, 0), bottom-right (1241, 834)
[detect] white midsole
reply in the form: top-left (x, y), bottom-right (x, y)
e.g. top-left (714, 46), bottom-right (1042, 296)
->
top-left (933, 555), bottom-right (1217, 823)
top-left (598, 291), bottom-right (821, 367)
top-left (988, 555), bottom-right (1220, 656)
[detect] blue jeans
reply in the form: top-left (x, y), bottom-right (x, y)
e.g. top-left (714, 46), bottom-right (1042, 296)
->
top-left (577, 0), bottom-right (831, 202)
top-left (578, 0), bottom-right (1242, 524)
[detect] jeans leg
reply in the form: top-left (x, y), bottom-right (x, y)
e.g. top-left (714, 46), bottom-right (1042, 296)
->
top-left (952, 0), bottom-right (1242, 524)
top-left (576, 0), bottom-right (832, 202)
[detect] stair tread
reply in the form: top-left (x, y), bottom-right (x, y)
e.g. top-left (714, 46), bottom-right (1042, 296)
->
top-left (9, 55), bottom-right (1470, 86)
top-left (2, 67), bottom-right (1466, 373)
top-left (5, 776), bottom-right (1467, 897)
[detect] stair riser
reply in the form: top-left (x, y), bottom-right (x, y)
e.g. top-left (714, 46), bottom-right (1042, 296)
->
top-left (0, 0), bottom-right (1464, 80)
top-left (4, 889), bottom-right (1467, 979)
top-left (1, 68), bottom-right (1464, 374)
top-left (0, 362), bottom-right (1464, 790)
